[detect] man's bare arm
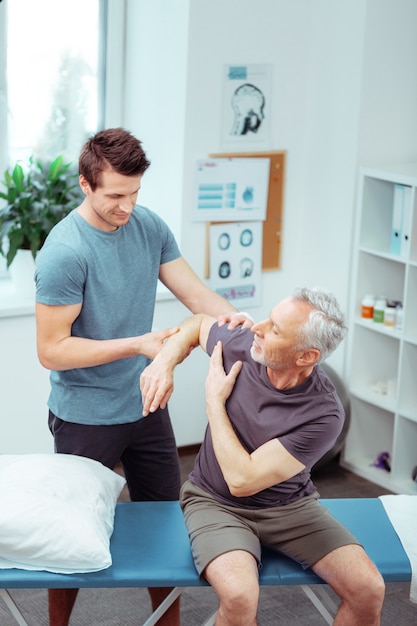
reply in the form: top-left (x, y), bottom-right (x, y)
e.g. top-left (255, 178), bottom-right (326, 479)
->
top-left (140, 313), bottom-right (215, 416)
top-left (36, 302), bottom-right (179, 371)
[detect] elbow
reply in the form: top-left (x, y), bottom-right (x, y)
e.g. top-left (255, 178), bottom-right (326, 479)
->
top-left (37, 348), bottom-right (48, 369)
top-left (229, 485), bottom-right (249, 498)
top-left (37, 348), bottom-right (59, 371)
top-left (226, 476), bottom-right (255, 498)
top-left (38, 354), bottom-right (53, 370)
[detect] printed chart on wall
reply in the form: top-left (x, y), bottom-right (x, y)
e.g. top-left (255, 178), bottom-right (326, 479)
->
top-left (193, 157), bottom-right (270, 222)
top-left (208, 221), bottom-right (262, 308)
top-left (222, 63), bottom-right (272, 151)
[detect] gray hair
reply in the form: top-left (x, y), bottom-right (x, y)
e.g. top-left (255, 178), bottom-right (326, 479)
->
top-left (292, 287), bottom-right (347, 364)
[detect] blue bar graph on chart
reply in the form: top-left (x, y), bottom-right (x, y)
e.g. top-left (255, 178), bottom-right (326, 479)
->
top-left (197, 183), bottom-right (236, 210)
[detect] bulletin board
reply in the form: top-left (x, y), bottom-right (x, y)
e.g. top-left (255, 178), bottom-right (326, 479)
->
top-left (208, 150), bottom-right (286, 271)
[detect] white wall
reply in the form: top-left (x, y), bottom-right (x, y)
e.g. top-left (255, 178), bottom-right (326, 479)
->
top-left (357, 0), bottom-right (417, 166)
top-left (122, 0), bottom-right (417, 446)
top-left (123, 0), bottom-right (190, 246)
top-left (0, 312), bottom-right (53, 454)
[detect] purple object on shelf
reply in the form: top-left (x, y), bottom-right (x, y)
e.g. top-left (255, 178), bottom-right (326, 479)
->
top-left (371, 451), bottom-right (391, 472)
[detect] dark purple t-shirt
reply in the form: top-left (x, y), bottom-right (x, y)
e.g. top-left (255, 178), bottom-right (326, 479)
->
top-left (189, 323), bottom-right (344, 509)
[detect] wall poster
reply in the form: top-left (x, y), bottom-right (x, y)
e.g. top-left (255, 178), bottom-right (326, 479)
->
top-left (193, 157), bottom-right (270, 223)
top-left (207, 221), bottom-right (262, 308)
top-left (221, 64), bottom-right (273, 151)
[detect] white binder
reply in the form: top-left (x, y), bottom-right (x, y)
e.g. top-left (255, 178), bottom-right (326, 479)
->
top-left (400, 185), bottom-right (413, 257)
top-left (390, 183), bottom-right (403, 255)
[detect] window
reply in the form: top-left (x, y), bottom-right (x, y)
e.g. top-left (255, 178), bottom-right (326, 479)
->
top-left (5, 0), bottom-right (103, 165)
top-left (0, 0), bottom-right (111, 281)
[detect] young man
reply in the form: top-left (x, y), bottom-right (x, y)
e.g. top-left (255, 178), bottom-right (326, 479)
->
top-left (140, 287), bottom-right (386, 626)
top-left (35, 127), bottom-right (249, 626)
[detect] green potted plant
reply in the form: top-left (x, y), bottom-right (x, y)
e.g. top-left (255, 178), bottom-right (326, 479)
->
top-left (0, 155), bottom-right (82, 268)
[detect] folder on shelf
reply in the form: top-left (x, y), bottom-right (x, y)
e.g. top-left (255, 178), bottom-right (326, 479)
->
top-left (390, 183), bottom-right (403, 255)
top-left (400, 185), bottom-right (413, 257)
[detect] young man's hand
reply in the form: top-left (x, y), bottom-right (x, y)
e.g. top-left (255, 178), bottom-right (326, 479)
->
top-left (217, 311), bottom-right (254, 330)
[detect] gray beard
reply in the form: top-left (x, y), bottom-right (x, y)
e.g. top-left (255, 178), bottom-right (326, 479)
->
top-left (250, 345), bottom-right (295, 370)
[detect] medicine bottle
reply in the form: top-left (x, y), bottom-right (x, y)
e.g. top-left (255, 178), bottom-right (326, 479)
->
top-left (384, 302), bottom-right (396, 327)
top-left (361, 294), bottom-right (375, 320)
top-left (373, 297), bottom-right (386, 323)
top-left (395, 303), bottom-right (404, 332)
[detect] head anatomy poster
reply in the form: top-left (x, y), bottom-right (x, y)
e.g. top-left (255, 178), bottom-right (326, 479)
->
top-left (208, 221), bottom-right (262, 308)
top-left (221, 64), bottom-right (272, 150)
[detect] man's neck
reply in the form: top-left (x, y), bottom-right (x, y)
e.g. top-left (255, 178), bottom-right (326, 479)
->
top-left (267, 365), bottom-right (315, 390)
top-left (77, 201), bottom-right (118, 232)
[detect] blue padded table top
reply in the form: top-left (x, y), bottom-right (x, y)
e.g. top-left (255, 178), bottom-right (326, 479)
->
top-left (260, 498), bottom-right (411, 585)
top-left (0, 498), bottom-right (411, 590)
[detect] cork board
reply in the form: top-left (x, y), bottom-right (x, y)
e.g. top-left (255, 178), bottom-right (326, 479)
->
top-left (209, 151), bottom-right (286, 271)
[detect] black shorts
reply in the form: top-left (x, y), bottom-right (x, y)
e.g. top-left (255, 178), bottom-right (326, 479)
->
top-left (180, 480), bottom-right (361, 577)
top-left (49, 408), bottom-right (181, 501)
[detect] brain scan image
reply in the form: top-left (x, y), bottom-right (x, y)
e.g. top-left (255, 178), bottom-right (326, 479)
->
top-left (230, 83), bottom-right (265, 136)
top-left (240, 257), bottom-right (253, 278)
top-left (218, 233), bottom-right (231, 250)
top-left (240, 229), bottom-right (253, 247)
top-left (219, 261), bottom-right (231, 279)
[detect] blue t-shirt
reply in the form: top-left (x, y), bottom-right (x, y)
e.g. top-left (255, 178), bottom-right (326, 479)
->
top-left (35, 206), bottom-right (181, 425)
top-left (190, 323), bottom-right (345, 508)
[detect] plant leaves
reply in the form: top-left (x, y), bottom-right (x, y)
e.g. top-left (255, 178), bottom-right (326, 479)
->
top-left (0, 154), bottom-right (82, 267)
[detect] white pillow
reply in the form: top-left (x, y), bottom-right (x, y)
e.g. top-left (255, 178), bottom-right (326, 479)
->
top-left (0, 453), bottom-right (126, 574)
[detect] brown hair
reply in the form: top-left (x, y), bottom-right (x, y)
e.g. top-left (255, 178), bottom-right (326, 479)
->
top-left (79, 128), bottom-right (151, 190)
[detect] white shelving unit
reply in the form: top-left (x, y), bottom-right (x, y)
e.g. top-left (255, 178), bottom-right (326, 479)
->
top-left (342, 163), bottom-right (417, 494)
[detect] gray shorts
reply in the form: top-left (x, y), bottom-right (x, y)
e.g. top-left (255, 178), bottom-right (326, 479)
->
top-left (180, 480), bottom-right (361, 577)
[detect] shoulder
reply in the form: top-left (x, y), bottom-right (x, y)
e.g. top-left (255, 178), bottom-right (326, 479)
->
top-left (313, 365), bottom-right (338, 395)
top-left (36, 212), bottom-right (85, 265)
top-left (306, 366), bottom-right (344, 421)
top-left (128, 206), bottom-right (178, 245)
top-left (130, 205), bottom-right (171, 230)
top-left (39, 210), bottom-right (89, 254)
top-left (207, 324), bottom-right (253, 357)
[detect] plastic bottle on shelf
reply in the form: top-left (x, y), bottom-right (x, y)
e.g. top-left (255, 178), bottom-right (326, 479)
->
top-left (373, 297), bottom-right (387, 324)
top-left (384, 301), bottom-right (396, 328)
top-left (361, 294), bottom-right (375, 320)
top-left (395, 302), bottom-right (404, 332)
